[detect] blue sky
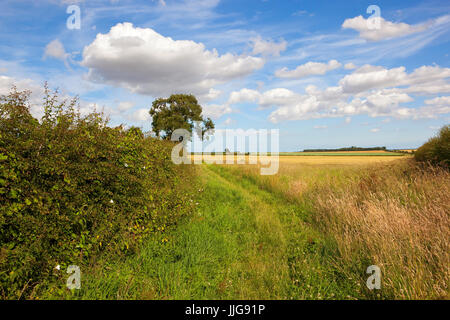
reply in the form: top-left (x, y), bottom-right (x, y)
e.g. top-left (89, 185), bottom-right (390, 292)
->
top-left (0, 0), bottom-right (449, 151)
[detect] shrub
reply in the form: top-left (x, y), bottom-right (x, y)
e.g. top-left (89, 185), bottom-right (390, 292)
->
top-left (415, 125), bottom-right (450, 166)
top-left (0, 87), bottom-right (196, 299)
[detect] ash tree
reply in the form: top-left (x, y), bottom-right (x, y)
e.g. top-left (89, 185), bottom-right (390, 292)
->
top-left (149, 94), bottom-right (214, 140)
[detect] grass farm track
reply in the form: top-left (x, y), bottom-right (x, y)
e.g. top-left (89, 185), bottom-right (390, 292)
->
top-left (70, 163), bottom-right (362, 299)
top-left (57, 154), bottom-right (447, 300)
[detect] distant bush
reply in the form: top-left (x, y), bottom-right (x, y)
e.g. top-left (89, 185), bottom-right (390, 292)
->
top-left (0, 87), bottom-right (196, 299)
top-left (415, 125), bottom-right (450, 167)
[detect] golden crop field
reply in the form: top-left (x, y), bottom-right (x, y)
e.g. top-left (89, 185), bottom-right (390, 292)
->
top-left (192, 153), bottom-right (409, 166)
top-left (277, 155), bottom-right (407, 165)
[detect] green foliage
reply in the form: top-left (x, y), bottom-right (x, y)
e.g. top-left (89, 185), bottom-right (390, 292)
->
top-left (415, 125), bottom-right (450, 166)
top-left (0, 87), bottom-right (196, 299)
top-left (149, 94), bottom-right (214, 140)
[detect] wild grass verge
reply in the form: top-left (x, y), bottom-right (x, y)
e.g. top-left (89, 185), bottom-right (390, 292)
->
top-left (219, 159), bottom-right (449, 299)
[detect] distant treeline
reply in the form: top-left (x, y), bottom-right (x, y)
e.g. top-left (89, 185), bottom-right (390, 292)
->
top-left (302, 146), bottom-right (387, 152)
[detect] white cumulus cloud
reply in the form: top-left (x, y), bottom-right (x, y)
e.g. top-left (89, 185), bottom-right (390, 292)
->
top-left (228, 88), bottom-right (260, 105)
top-left (251, 36), bottom-right (287, 57)
top-left (225, 64), bottom-right (450, 123)
top-left (81, 23), bottom-right (265, 98)
top-left (342, 15), bottom-right (429, 41)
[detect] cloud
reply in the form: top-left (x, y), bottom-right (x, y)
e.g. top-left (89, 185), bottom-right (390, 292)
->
top-left (258, 88), bottom-right (300, 108)
top-left (202, 103), bottom-right (233, 119)
top-left (117, 101), bottom-right (134, 112)
top-left (275, 60), bottom-right (341, 79)
top-left (81, 23), bottom-right (264, 97)
top-left (228, 88), bottom-right (260, 105)
top-left (128, 108), bottom-right (151, 122)
top-left (227, 87), bottom-right (300, 109)
top-left (416, 96), bottom-right (450, 118)
top-left (44, 39), bottom-right (70, 68)
top-left (408, 65), bottom-right (450, 87)
top-left (313, 125), bottom-right (327, 129)
top-left (425, 96), bottom-right (450, 106)
top-left (222, 117), bottom-right (234, 126)
top-left (344, 63), bottom-right (357, 70)
top-left (251, 36), bottom-right (287, 57)
top-left (370, 128), bottom-right (380, 133)
top-left (342, 15), bottom-right (429, 41)
top-left (280, 15), bottom-right (450, 66)
top-left (225, 64), bottom-right (450, 123)
top-left (199, 88), bottom-right (222, 103)
top-left (363, 90), bottom-right (414, 116)
top-left (339, 64), bottom-right (450, 95)
top-left (339, 65), bottom-right (407, 94)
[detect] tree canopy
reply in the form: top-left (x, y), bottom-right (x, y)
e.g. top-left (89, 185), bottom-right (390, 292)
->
top-left (149, 94), bottom-right (214, 140)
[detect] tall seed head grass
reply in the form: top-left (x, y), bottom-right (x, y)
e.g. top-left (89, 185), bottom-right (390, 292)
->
top-left (312, 161), bottom-right (449, 299)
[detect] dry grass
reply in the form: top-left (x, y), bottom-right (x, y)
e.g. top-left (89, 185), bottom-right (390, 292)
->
top-left (312, 162), bottom-right (450, 299)
top-left (217, 157), bottom-right (449, 299)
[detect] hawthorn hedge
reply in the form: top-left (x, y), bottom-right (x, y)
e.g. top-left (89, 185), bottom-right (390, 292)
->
top-left (0, 87), bottom-right (196, 299)
top-left (415, 125), bottom-right (450, 167)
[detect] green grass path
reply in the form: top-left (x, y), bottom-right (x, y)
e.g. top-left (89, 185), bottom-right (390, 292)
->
top-left (73, 165), bottom-right (360, 299)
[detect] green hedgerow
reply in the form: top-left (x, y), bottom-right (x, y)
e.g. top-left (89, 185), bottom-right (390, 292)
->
top-left (415, 125), bottom-right (450, 167)
top-left (0, 86), bottom-right (196, 299)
